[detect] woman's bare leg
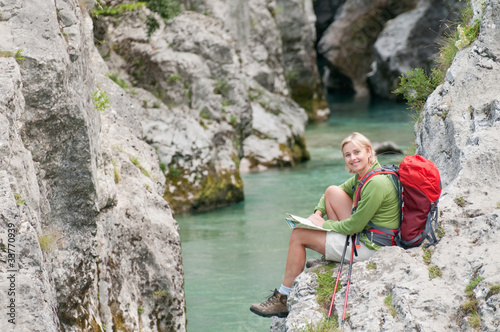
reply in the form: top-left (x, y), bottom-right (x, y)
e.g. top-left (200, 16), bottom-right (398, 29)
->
top-left (282, 186), bottom-right (352, 287)
top-left (282, 229), bottom-right (326, 287)
top-left (324, 185), bottom-right (352, 221)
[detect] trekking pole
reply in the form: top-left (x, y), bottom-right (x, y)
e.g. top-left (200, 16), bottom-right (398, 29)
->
top-left (326, 235), bottom-right (349, 321)
top-left (341, 234), bottom-right (357, 328)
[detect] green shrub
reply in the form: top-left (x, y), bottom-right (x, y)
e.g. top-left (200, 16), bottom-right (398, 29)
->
top-left (106, 72), bottom-right (129, 89)
top-left (422, 248), bottom-right (432, 265)
top-left (384, 294), bottom-right (397, 317)
top-left (92, 90), bottom-right (110, 111)
top-left (465, 276), bottom-right (484, 297)
top-left (428, 265), bottom-right (442, 279)
top-left (392, 68), bottom-right (443, 120)
top-left (91, 1), bottom-right (146, 16)
top-left (146, 15), bottom-right (161, 37)
top-left (112, 160), bottom-right (120, 184)
top-left (313, 264), bottom-right (338, 308)
top-left (214, 79), bottom-right (230, 96)
top-left (454, 196), bottom-right (467, 207)
top-left (437, 2), bottom-right (481, 71)
top-left (393, 1), bottom-right (482, 122)
top-left (145, 0), bottom-right (181, 21)
top-left (144, 0), bottom-right (181, 36)
top-left (14, 193), bottom-right (25, 206)
top-left (0, 49), bottom-right (26, 63)
top-left (153, 290), bottom-right (167, 299)
top-left (167, 74), bottom-right (182, 83)
top-left (302, 317), bottom-right (339, 332)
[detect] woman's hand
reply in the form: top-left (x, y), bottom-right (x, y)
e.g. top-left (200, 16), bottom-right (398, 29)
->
top-left (307, 213), bottom-right (325, 227)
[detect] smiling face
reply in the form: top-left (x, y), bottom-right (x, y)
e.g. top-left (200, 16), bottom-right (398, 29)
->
top-left (342, 141), bottom-right (372, 177)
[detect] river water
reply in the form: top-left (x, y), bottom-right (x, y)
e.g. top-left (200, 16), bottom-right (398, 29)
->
top-left (176, 96), bottom-right (414, 331)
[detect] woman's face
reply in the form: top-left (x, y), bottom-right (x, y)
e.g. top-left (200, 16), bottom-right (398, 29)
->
top-left (342, 141), bottom-right (371, 176)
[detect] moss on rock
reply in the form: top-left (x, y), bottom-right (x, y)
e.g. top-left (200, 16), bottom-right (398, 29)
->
top-left (163, 165), bottom-right (244, 214)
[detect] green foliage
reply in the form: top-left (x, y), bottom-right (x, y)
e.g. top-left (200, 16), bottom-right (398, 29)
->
top-left (437, 2), bottom-right (481, 71)
top-left (91, 1), bottom-right (146, 16)
top-left (486, 284), bottom-right (500, 300)
top-left (462, 275), bottom-right (483, 329)
top-left (392, 68), bottom-right (443, 120)
top-left (129, 156), bottom-right (150, 177)
top-left (301, 317), bottom-right (339, 332)
top-left (469, 312), bottom-right (481, 329)
top-left (422, 248), bottom-right (432, 265)
top-left (199, 108), bottom-right (211, 120)
top-left (138, 307), bottom-right (144, 314)
top-left (38, 228), bottom-right (61, 253)
top-left (14, 193), bottom-right (25, 206)
top-left (229, 115), bottom-right (238, 126)
top-left (313, 264), bottom-right (338, 308)
top-left (285, 69), bottom-right (299, 82)
top-left (38, 233), bottom-right (56, 252)
top-left (454, 196), bottom-right (467, 207)
top-left (214, 79), bottom-right (230, 96)
top-left (465, 276), bottom-right (484, 297)
top-left (144, 0), bottom-right (181, 36)
top-left (393, 0), bottom-right (482, 122)
top-left (112, 160), bottom-right (120, 184)
top-left (428, 265), bottom-right (442, 279)
top-left (106, 72), bottom-right (129, 89)
top-left (168, 166), bottom-right (183, 179)
top-left (462, 299), bottom-right (478, 314)
top-left (92, 90), bottom-right (110, 111)
top-left (167, 74), bottom-right (182, 83)
top-left (384, 294), bottom-right (397, 317)
top-left (146, 0), bottom-right (181, 21)
top-left (366, 262), bottom-right (377, 269)
top-left (153, 290), bottom-right (167, 299)
top-left (248, 87), bottom-right (264, 101)
top-left (0, 49), bottom-right (26, 63)
top-left (489, 285), bottom-right (500, 295)
top-left (146, 15), bottom-right (161, 37)
top-left (159, 162), bottom-right (167, 174)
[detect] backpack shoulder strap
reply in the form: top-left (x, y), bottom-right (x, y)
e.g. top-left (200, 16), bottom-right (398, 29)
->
top-left (352, 167), bottom-right (399, 213)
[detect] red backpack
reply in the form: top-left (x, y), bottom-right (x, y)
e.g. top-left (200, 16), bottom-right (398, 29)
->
top-left (353, 155), bottom-right (442, 248)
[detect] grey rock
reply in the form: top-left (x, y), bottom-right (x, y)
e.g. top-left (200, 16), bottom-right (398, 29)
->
top-left (0, 1), bottom-right (186, 331)
top-left (94, 3), bottom-right (311, 212)
top-left (372, 141), bottom-right (403, 155)
top-left (273, 1), bottom-right (500, 331)
top-left (368, 0), bottom-right (464, 100)
top-left (317, 0), bottom-right (418, 96)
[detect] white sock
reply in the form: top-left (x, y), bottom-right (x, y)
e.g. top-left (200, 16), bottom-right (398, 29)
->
top-left (278, 284), bottom-right (291, 296)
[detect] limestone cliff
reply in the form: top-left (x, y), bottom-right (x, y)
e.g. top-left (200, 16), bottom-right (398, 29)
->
top-left (273, 0), bottom-right (500, 330)
top-left (0, 0), bottom-right (185, 331)
top-left (92, 0), bottom-right (316, 213)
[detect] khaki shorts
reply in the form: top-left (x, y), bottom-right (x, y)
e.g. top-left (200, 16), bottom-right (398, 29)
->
top-left (325, 232), bottom-right (375, 262)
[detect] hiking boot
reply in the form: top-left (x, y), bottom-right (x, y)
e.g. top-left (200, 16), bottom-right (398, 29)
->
top-left (250, 289), bottom-right (289, 318)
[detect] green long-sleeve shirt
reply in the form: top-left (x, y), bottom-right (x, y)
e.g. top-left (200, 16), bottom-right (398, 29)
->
top-left (314, 162), bottom-right (399, 249)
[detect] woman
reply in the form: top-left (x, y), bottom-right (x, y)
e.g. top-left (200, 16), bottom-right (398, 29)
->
top-left (250, 132), bottom-right (400, 318)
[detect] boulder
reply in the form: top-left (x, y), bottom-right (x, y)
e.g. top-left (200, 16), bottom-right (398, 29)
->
top-left (368, 0), bottom-right (464, 100)
top-left (273, 1), bottom-right (500, 330)
top-left (317, 0), bottom-right (418, 96)
top-left (372, 141), bottom-right (404, 155)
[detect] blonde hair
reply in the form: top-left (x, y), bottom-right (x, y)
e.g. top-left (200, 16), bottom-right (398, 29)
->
top-left (341, 132), bottom-right (377, 173)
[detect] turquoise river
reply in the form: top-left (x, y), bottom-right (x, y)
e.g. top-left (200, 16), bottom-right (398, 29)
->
top-left (176, 97), bottom-right (414, 331)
